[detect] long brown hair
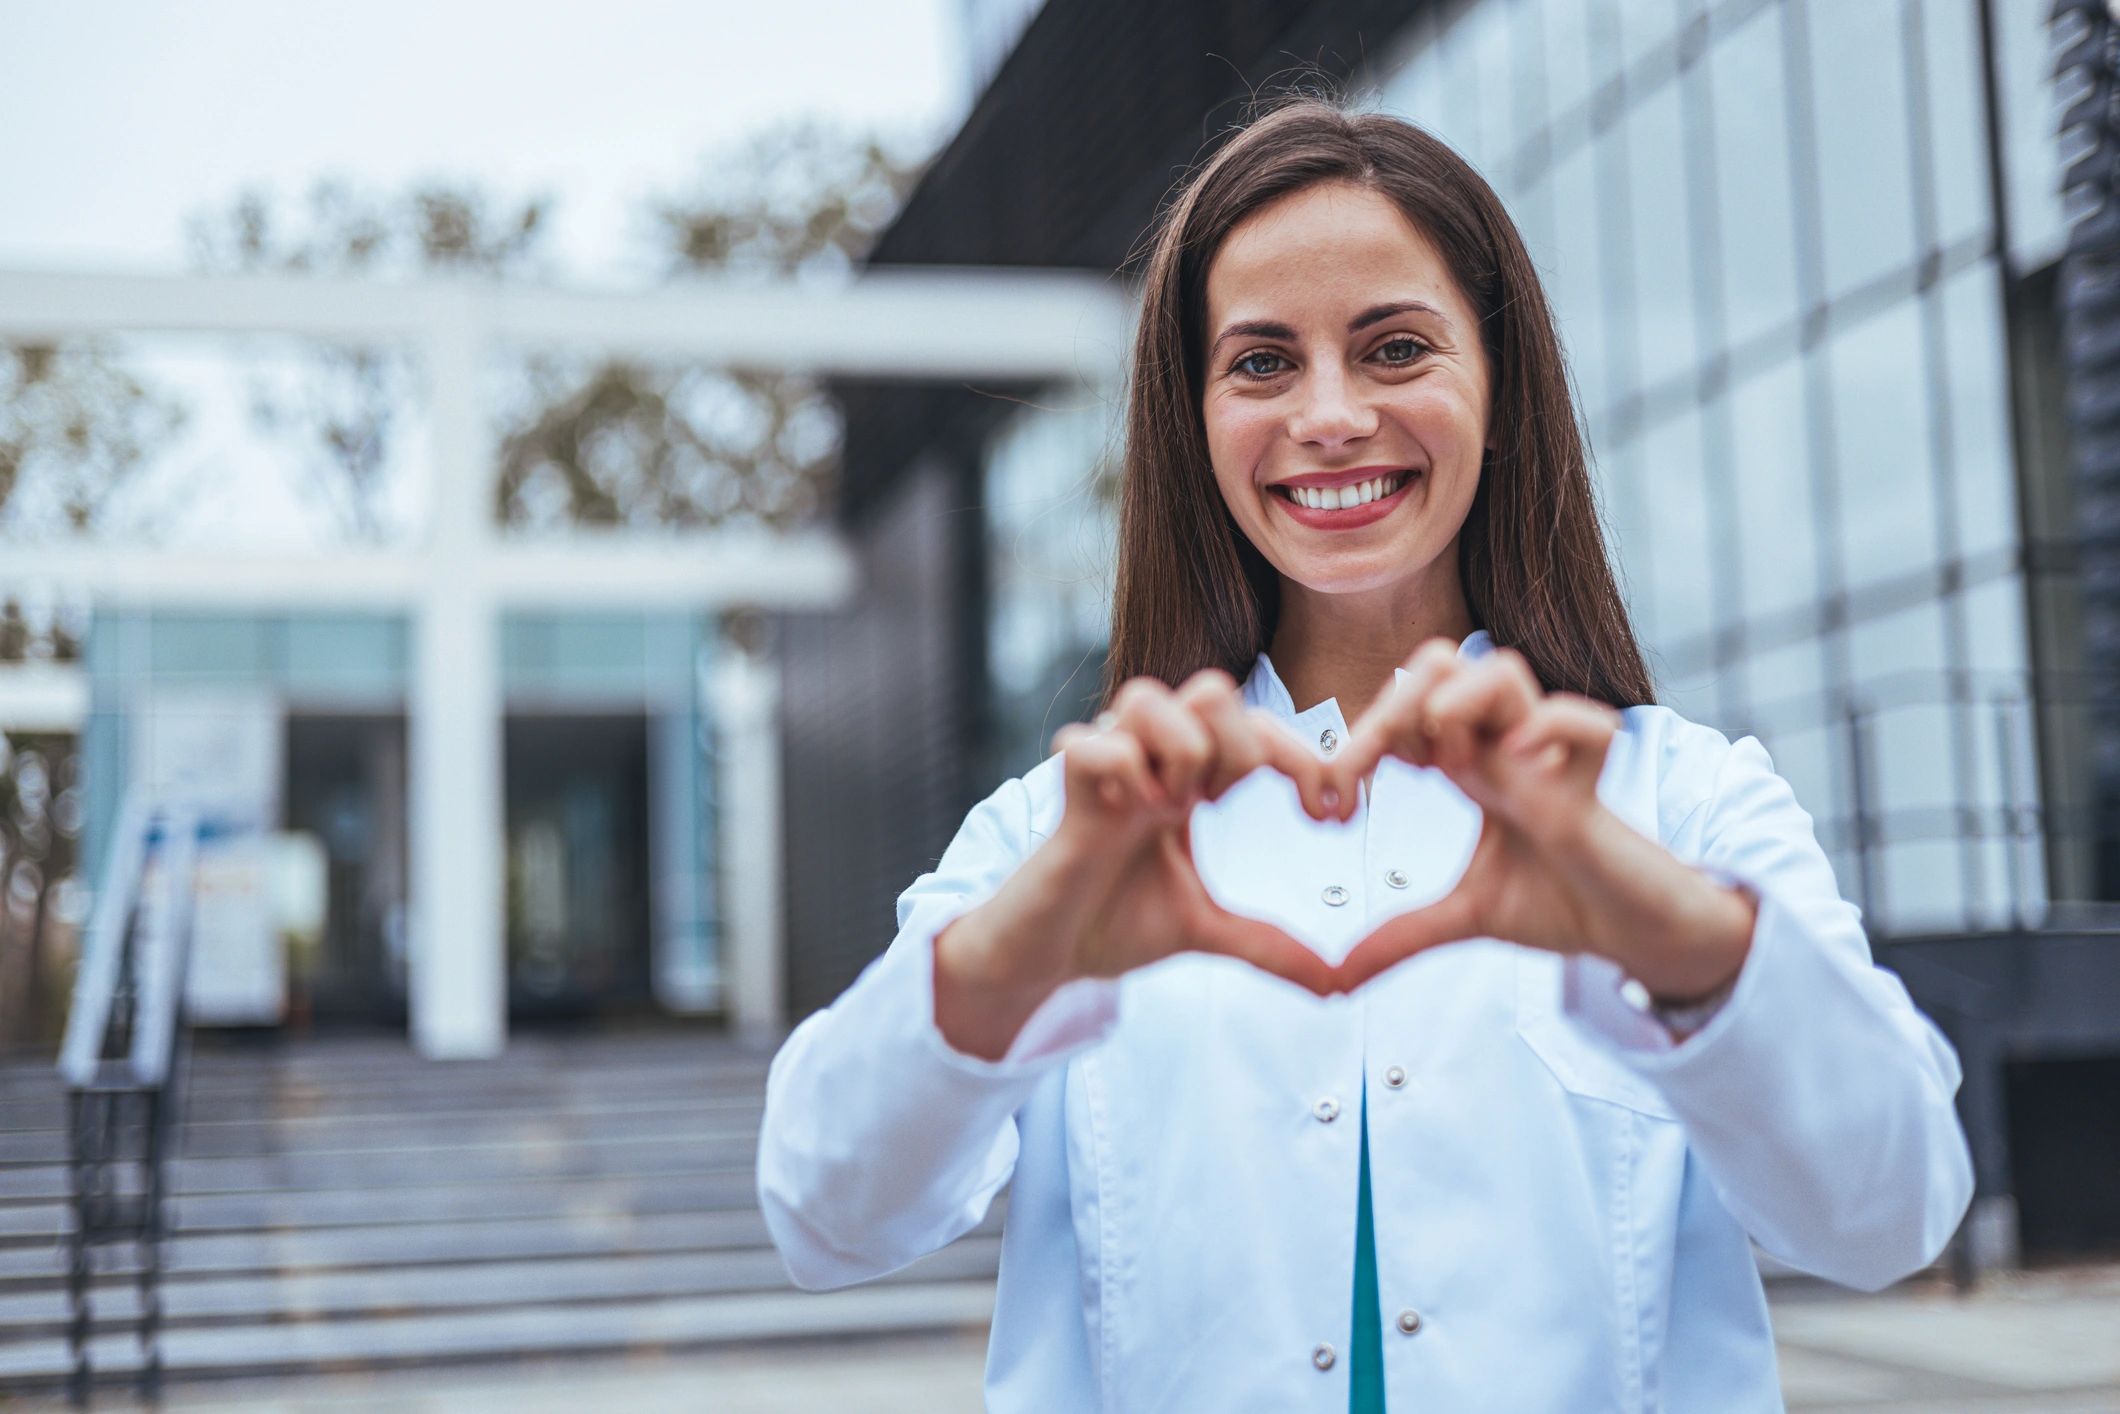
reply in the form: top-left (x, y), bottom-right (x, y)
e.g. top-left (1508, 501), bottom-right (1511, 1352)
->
top-left (1099, 96), bottom-right (1656, 710)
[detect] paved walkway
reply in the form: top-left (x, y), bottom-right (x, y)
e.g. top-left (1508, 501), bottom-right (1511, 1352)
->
top-left (13, 1265), bottom-right (2117, 1412)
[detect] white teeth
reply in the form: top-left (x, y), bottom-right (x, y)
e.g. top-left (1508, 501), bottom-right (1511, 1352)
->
top-left (1283, 473), bottom-right (1408, 511)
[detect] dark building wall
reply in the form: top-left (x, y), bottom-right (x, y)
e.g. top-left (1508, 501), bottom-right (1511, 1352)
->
top-left (777, 455), bottom-right (986, 1019)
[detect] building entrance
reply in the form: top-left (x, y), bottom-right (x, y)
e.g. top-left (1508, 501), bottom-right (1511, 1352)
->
top-left (503, 714), bottom-right (652, 1021)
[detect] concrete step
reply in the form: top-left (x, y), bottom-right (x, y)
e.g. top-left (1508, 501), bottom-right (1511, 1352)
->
top-left (0, 1030), bottom-right (996, 1397)
top-left (0, 1234), bottom-right (1006, 1340)
top-left (0, 1278), bottom-right (997, 1392)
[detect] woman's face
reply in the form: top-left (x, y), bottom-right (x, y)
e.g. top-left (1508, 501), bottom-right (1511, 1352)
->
top-left (1200, 180), bottom-right (1491, 610)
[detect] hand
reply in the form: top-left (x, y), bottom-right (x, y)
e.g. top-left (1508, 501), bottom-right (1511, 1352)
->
top-left (1039, 669), bottom-right (1349, 996)
top-left (1325, 641), bottom-right (1754, 999)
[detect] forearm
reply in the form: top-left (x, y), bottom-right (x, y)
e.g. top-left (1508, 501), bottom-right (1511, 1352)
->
top-left (1551, 804), bottom-right (1757, 1005)
top-left (931, 828), bottom-right (1116, 1060)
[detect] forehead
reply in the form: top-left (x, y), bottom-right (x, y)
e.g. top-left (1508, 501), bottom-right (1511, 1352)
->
top-left (1204, 180), bottom-right (1468, 326)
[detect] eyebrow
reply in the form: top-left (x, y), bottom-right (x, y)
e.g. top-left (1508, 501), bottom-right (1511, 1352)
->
top-left (1208, 300), bottom-right (1448, 357)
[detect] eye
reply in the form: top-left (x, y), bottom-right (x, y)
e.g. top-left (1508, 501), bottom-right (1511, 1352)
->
top-left (1232, 349), bottom-right (1288, 380)
top-left (1374, 336), bottom-right (1429, 367)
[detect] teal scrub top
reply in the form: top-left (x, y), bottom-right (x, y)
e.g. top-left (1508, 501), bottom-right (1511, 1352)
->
top-left (1352, 1075), bottom-right (1385, 1411)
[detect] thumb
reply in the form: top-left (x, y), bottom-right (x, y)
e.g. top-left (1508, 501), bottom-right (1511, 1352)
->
top-left (1333, 885), bottom-right (1482, 993)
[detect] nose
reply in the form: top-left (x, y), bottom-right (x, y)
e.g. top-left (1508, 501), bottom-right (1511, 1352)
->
top-left (1286, 364), bottom-right (1379, 450)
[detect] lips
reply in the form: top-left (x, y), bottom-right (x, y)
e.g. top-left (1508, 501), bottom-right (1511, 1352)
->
top-left (1267, 468), bottom-right (1419, 531)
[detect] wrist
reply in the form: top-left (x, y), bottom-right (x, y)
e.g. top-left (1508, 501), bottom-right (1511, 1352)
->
top-left (1560, 808), bottom-right (1757, 1002)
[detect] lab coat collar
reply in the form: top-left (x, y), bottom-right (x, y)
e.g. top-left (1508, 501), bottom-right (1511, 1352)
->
top-left (1240, 627), bottom-right (1495, 724)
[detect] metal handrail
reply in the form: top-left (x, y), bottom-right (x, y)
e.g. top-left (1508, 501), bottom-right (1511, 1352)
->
top-left (53, 793), bottom-right (203, 1407)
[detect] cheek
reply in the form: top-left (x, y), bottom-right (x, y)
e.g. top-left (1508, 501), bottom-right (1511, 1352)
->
top-left (1203, 396), bottom-right (1279, 483)
top-left (1388, 376), bottom-right (1487, 447)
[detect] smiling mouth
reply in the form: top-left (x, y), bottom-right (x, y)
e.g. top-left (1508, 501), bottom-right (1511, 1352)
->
top-left (1269, 470), bottom-right (1416, 511)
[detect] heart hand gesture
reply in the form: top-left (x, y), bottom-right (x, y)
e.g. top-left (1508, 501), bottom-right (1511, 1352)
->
top-left (1326, 640), bottom-right (1754, 1002)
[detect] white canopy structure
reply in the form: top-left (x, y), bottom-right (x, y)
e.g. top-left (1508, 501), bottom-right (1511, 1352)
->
top-left (0, 265), bottom-right (1133, 1056)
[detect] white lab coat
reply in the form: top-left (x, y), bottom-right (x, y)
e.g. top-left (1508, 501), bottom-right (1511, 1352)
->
top-left (756, 629), bottom-right (1974, 1412)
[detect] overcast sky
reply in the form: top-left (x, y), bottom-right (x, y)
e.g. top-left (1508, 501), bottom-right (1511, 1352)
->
top-left (0, 1), bottom-right (967, 549)
top-left (0, 0), bottom-right (964, 280)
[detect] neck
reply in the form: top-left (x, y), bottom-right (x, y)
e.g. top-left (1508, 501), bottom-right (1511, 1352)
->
top-left (1266, 568), bottom-right (1476, 725)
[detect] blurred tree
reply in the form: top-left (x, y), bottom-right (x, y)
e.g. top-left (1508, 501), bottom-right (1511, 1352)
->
top-left (0, 731), bottom-right (82, 1051)
top-left (492, 122), bottom-right (920, 530)
top-left (0, 341), bottom-right (188, 535)
top-left (187, 122), bottom-right (926, 535)
top-left (187, 180), bottom-right (553, 540)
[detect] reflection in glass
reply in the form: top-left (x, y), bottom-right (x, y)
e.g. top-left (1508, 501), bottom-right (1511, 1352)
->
top-left (1991, 0), bottom-right (2068, 267)
top-left (1641, 405), bottom-right (1716, 651)
top-left (1615, 0), bottom-right (1686, 78)
top-left (1596, 433), bottom-right (1657, 644)
top-left (1918, 0), bottom-right (1994, 251)
top-left (1940, 260), bottom-right (2020, 562)
top-left (1539, 0), bottom-right (1601, 125)
top-left (1729, 357), bottom-right (1820, 622)
top-left (1626, 80), bottom-right (1698, 395)
top-left (1804, 0), bottom-right (1921, 299)
top-left (1826, 301), bottom-right (1941, 590)
top-left (1709, 4), bottom-right (1803, 352)
top-left (1548, 139), bottom-right (1613, 419)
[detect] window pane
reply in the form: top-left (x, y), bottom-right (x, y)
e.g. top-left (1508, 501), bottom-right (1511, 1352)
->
top-left (1626, 79), bottom-right (1699, 393)
top-left (1740, 632), bottom-right (1830, 725)
top-left (1641, 405), bottom-right (1716, 649)
top-left (1992, 0), bottom-right (2067, 268)
top-left (1470, 0), bottom-right (1519, 170)
top-left (1961, 570), bottom-right (2030, 678)
top-left (1729, 356), bottom-right (1821, 622)
top-left (1549, 139), bottom-right (1613, 419)
top-left (1941, 259), bottom-right (2019, 562)
top-left (1709, 3), bottom-right (1803, 350)
top-left (1380, 10), bottom-right (1445, 136)
top-left (1616, 0), bottom-right (1685, 75)
top-left (1827, 301), bottom-right (1941, 589)
top-left (1597, 433), bottom-right (1657, 643)
top-left (1919, 0), bottom-right (1994, 251)
top-left (1595, 128), bottom-right (1643, 402)
top-left (1440, 6), bottom-right (1491, 173)
top-left (1805, 0), bottom-right (1921, 299)
top-left (1540, 0), bottom-right (1600, 124)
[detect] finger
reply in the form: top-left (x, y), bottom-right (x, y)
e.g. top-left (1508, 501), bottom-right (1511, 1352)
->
top-left (1332, 887), bottom-right (1482, 992)
top-left (1185, 679), bottom-right (1342, 820)
top-left (1174, 670), bottom-right (1270, 801)
top-left (1500, 695), bottom-right (1620, 779)
top-left (1423, 651), bottom-right (1541, 765)
top-left (1331, 637), bottom-right (1462, 796)
top-left (1055, 718), bottom-right (1165, 812)
top-left (1189, 902), bottom-right (1341, 996)
top-left (1240, 709), bottom-right (1346, 821)
top-left (1112, 679), bottom-right (1216, 806)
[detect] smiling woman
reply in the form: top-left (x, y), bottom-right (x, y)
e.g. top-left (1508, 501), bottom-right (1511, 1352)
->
top-left (757, 97), bottom-right (1974, 1413)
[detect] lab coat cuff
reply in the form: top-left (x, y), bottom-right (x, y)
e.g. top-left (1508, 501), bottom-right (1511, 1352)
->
top-left (898, 897), bottom-right (1121, 1078)
top-left (1560, 862), bottom-right (1770, 1062)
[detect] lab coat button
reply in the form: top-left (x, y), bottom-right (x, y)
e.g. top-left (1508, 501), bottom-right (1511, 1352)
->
top-left (1319, 728), bottom-right (1339, 754)
top-left (1322, 885), bottom-right (1349, 907)
top-left (1385, 868), bottom-right (1409, 889)
top-left (1313, 1096), bottom-right (1340, 1123)
top-left (1397, 1309), bottom-right (1423, 1335)
top-left (1312, 1343), bottom-right (1337, 1370)
top-left (1384, 1066), bottom-right (1406, 1089)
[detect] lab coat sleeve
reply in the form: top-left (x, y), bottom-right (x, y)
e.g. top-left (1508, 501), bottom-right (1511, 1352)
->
top-left (755, 771), bottom-right (1121, 1292)
top-left (1561, 730), bottom-right (1975, 1292)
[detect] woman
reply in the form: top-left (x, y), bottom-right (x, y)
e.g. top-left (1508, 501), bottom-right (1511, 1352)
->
top-left (756, 99), bottom-right (1973, 1412)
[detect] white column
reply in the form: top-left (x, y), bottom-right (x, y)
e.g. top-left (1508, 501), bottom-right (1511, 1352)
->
top-left (408, 292), bottom-right (507, 1057)
top-left (706, 634), bottom-right (784, 1038)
